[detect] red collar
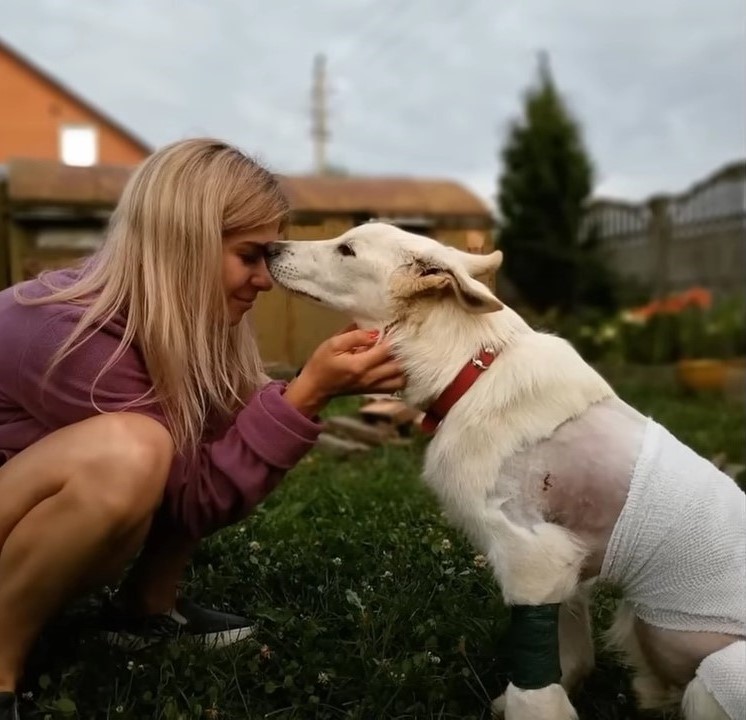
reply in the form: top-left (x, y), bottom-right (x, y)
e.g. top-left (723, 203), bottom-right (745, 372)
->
top-left (420, 348), bottom-right (498, 434)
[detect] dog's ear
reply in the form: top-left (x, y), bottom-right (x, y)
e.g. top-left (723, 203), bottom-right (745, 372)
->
top-left (460, 249), bottom-right (504, 278)
top-left (412, 261), bottom-right (503, 313)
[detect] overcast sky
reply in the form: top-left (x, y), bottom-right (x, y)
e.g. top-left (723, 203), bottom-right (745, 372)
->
top-left (2, 0), bottom-right (744, 206)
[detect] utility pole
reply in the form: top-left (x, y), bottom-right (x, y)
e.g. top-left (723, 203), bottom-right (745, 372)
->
top-left (311, 53), bottom-right (329, 174)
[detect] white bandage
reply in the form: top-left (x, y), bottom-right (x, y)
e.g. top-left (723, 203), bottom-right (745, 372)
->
top-left (696, 641), bottom-right (746, 720)
top-left (601, 420), bottom-right (746, 637)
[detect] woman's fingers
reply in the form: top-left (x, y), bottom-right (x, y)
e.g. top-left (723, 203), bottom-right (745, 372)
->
top-left (362, 360), bottom-right (404, 385)
top-left (351, 359), bottom-right (406, 395)
top-left (306, 329), bottom-right (405, 397)
top-left (367, 375), bottom-right (407, 393)
top-left (333, 322), bottom-right (359, 336)
top-left (349, 342), bottom-right (404, 388)
top-left (329, 328), bottom-right (380, 354)
top-left (348, 338), bottom-right (395, 368)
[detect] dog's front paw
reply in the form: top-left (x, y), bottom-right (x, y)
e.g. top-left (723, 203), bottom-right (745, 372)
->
top-left (490, 691), bottom-right (506, 717)
top-left (494, 683), bottom-right (578, 720)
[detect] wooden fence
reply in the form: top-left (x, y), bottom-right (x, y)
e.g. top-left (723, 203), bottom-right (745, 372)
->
top-left (586, 160), bottom-right (746, 299)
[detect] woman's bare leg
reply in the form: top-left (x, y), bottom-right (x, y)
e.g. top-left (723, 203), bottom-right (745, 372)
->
top-left (0, 413), bottom-right (174, 691)
top-left (116, 519), bottom-right (199, 615)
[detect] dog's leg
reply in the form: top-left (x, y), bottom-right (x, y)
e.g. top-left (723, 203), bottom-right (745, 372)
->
top-left (480, 507), bottom-right (586, 720)
top-left (492, 584), bottom-right (595, 719)
top-left (558, 581), bottom-right (596, 692)
top-left (603, 601), bottom-right (682, 710)
top-left (681, 677), bottom-right (732, 720)
top-left (682, 640), bottom-right (745, 720)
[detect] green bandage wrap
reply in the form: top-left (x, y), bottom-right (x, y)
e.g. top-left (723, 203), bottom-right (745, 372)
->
top-left (508, 603), bottom-right (562, 690)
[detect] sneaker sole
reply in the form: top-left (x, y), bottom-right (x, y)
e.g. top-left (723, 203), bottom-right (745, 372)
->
top-left (103, 624), bottom-right (256, 650)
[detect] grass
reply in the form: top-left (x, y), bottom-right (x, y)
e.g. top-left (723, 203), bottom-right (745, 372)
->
top-left (22, 368), bottom-right (745, 719)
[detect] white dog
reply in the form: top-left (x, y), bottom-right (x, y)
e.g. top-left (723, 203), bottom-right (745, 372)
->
top-left (266, 222), bottom-right (746, 720)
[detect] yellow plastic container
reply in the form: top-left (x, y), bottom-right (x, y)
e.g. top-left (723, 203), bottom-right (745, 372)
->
top-left (676, 359), bottom-right (728, 392)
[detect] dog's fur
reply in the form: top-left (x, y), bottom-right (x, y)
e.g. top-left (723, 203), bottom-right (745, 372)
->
top-left (267, 222), bottom-right (739, 720)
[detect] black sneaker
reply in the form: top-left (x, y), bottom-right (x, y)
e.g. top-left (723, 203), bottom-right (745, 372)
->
top-left (98, 596), bottom-right (256, 650)
top-left (0, 693), bottom-right (19, 720)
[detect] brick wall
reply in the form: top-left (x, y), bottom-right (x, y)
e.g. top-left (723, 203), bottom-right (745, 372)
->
top-left (0, 48), bottom-right (148, 166)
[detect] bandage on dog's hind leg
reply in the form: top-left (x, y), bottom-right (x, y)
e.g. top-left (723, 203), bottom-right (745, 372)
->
top-left (690, 640), bottom-right (746, 720)
top-left (508, 603), bottom-right (562, 690)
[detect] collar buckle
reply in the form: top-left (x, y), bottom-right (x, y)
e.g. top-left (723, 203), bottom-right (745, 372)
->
top-left (471, 347), bottom-right (495, 370)
top-left (421, 346), bottom-right (499, 434)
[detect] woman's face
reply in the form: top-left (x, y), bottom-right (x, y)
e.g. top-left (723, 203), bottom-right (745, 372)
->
top-left (222, 221), bottom-right (281, 325)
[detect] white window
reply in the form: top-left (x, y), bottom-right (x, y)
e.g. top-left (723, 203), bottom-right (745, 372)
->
top-left (60, 124), bottom-right (98, 166)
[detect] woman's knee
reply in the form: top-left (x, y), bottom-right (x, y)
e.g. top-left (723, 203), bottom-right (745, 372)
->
top-left (69, 413), bottom-right (175, 527)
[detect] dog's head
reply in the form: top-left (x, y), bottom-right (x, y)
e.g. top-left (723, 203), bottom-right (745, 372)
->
top-left (266, 222), bottom-right (504, 322)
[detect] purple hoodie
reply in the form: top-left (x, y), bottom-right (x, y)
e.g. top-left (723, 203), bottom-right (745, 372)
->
top-left (0, 269), bottom-right (323, 539)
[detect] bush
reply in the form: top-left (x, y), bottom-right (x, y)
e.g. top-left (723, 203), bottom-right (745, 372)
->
top-left (535, 291), bottom-right (746, 365)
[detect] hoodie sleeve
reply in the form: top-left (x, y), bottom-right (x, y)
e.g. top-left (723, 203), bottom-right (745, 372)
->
top-left (164, 380), bottom-right (322, 537)
top-left (13, 306), bottom-right (322, 538)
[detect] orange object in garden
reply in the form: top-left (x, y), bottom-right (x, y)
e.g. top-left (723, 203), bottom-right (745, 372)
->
top-left (628, 287), bottom-right (713, 321)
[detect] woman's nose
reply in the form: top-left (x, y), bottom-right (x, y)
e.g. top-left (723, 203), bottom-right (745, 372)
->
top-left (251, 257), bottom-right (274, 290)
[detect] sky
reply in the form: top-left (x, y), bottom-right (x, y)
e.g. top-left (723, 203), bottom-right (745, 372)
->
top-left (1, 0), bottom-right (744, 207)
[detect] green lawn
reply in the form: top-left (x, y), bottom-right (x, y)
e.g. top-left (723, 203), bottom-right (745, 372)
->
top-left (24, 369), bottom-right (745, 719)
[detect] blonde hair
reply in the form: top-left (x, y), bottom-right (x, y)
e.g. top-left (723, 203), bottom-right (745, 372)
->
top-left (16, 137), bottom-right (289, 452)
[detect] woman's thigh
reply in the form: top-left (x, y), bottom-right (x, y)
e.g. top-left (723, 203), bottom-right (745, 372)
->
top-left (0, 413), bottom-right (174, 549)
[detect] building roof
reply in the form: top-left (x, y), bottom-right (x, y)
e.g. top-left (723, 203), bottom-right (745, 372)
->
top-left (278, 175), bottom-right (492, 217)
top-left (0, 35), bottom-right (152, 157)
top-left (2, 158), bottom-right (133, 206)
top-left (3, 158), bottom-right (493, 219)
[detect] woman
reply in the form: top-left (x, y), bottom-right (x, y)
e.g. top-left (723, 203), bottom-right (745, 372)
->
top-left (0, 138), bottom-right (404, 717)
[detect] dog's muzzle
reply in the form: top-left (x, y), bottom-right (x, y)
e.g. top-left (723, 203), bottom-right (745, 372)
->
top-left (265, 242), bottom-right (284, 260)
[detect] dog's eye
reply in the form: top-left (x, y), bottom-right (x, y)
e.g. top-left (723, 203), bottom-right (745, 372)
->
top-left (421, 266), bottom-right (441, 276)
top-left (337, 242), bottom-right (356, 257)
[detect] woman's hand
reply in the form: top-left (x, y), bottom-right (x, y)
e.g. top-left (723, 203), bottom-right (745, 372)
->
top-left (283, 326), bottom-right (406, 417)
